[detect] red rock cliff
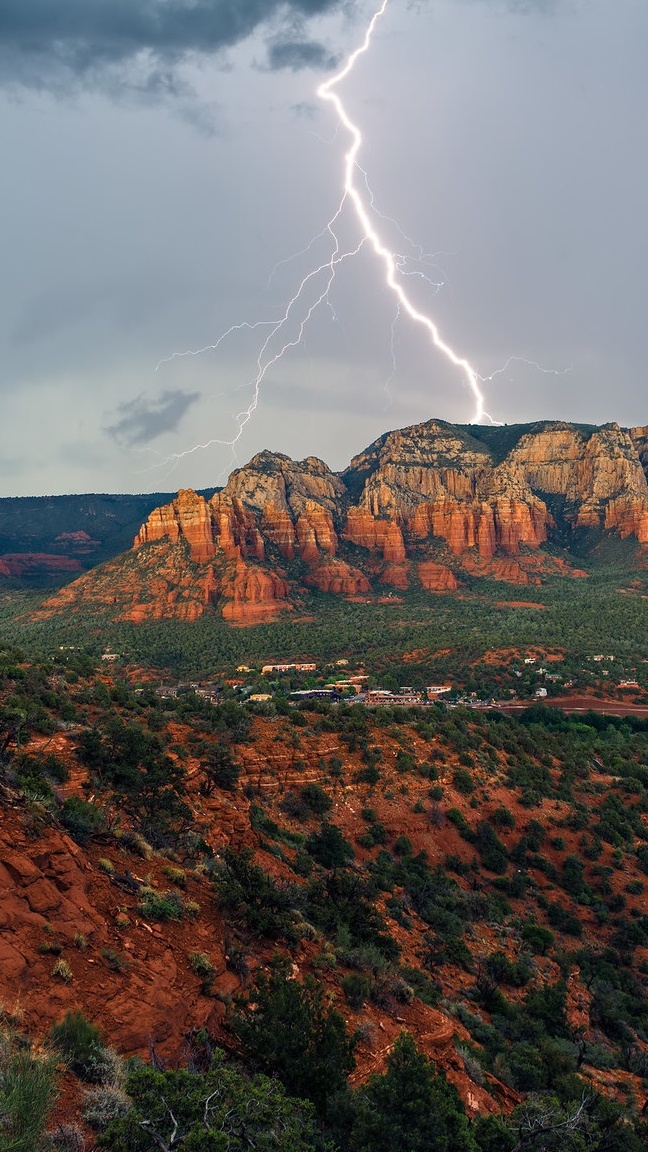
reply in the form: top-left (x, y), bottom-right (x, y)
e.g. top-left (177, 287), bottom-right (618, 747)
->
top-left (37, 418), bottom-right (648, 624)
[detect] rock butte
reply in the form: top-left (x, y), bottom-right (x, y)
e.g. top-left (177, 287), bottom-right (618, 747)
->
top-left (37, 418), bottom-right (648, 625)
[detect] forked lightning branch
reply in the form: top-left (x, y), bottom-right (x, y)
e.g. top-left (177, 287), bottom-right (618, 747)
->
top-left (157, 0), bottom-right (499, 470)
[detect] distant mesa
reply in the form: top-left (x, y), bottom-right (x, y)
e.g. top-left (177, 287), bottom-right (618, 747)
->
top-left (0, 553), bottom-right (82, 579)
top-left (34, 417), bottom-right (648, 626)
top-left (53, 530), bottom-right (101, 550)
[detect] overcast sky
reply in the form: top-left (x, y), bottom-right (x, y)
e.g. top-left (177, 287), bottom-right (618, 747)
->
top-left (1, 0), bottom-right (647, 496)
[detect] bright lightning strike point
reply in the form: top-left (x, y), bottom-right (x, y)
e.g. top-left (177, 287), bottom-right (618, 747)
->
top-left (316, 0), bottom-right (493, 425)
top-left (156, 0), bottom-right (506, 475)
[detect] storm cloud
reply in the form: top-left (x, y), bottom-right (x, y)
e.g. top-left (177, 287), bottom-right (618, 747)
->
top-left (0, 0), bottom-right (347, 91)
top-left (267, 39), bottom-right (340, 72)
top-left (106, 389), bottom-right (201, 447)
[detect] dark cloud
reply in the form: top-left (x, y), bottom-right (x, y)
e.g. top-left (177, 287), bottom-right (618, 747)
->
top-left (0, 0), bottom-right (347, 91)
top-left (268, 39), bottom-right (339, 71)
top-left (105, 389), bottom-right (201, 447)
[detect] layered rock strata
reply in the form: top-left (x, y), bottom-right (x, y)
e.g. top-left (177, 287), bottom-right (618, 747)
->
top-left (37, 419), bottom-right (648, 624)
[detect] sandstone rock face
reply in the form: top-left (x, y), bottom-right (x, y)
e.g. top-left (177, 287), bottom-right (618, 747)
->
top-left (220, 561), bottom-right (291, 625)
top-left (134, 489), bottom-right (215, 564)
top-left (37, 418), bottom-right (648, 625)
top-left (0, 554), bottom-right (82, 578)
top-left (417, 561), bottom-right (459, 592)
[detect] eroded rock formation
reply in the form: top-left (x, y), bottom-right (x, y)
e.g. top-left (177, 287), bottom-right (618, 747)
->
top-left (37, 418), bottom-right (648, 624)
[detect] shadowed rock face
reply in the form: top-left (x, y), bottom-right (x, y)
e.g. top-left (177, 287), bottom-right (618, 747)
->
top-left (37, 419), bottom-right (648, 624)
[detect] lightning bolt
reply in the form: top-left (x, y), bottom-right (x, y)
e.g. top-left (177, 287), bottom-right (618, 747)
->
top-left (316, 0), bottom-right (491, 423)
top-left (156, 0), bottom-right (500, 475)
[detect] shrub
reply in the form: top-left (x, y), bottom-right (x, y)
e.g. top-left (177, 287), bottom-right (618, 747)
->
top-left (49, 1012), bottom-right (108, 1083)
top-left (113, 829), bottom-right (153, 859)
top-left (161, 865), bottom-right (186, 887)
top-left (279, 792), bottom-right (311, 821)
top-left (98, 1056), bottom-right (320, 1152)
top-left (100, 950), bottom-right (130, 974)
top-left (354, 765), bottom-right (381, 785)
top-left (342, 972), bottom-right (372, 1010)
top-left (41, 1123), bottom-right (86, 1152)
top-left (82, 1086), bottom-right (130, 1131)
top-left (546, 902), bottom-right (583, 937)
top-left (447, 808), bottom-right (475, 842)
top-left (137, 888), bottom-right (196, 921)
top-left (300, 783), bottom-right (333, 815)
top-left (52, 959), bottom-right (73, 982)
top-left (475, 822), bottom-right (508, 874)
top-left (395, 750), bottom-right (415, 774)
top-left (0, 1029), bottom-right (58, 1152)
top-left (521, 922), bottom-right (555, 955)
top-left (305, 822), bottom-right (354, 869)
top-left (188, 951), bottom-right (216, 995)
top-left (201, 747), bottom-right (241, 793)
top-left (215, 848), bottom-right (300, 941)
top-left (491, 806), bottom-right (515, 830)
top-left (59, 797), bottom-right (105, 845)
top-left (231, 957), bottom-right (355, 1114)
top-left (453, 768), bottom-right (475, 796)
top-left (349, 1032), bottom-right (475, 1152)
top-left (485, 951), bottom-right (532, 987)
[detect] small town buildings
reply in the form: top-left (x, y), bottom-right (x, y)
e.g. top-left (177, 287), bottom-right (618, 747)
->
top-left (261, 663), bottom-right (317, 674)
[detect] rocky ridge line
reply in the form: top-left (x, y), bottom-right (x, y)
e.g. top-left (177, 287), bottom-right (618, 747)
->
top-left (37, 418), bottom-right (648, 624)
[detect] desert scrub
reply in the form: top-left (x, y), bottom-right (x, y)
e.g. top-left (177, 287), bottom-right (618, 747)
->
top-left (52, 959), bottom-right (73, 982)
top-left (82, 1085), bottom-right (130, 1130)
top-left (41, 1122), bottom-right (86, 1151)
top-left (162, 864), bottom-right (186, 887)
top-left (114, 829), bottom-right (153, 860)
top-left (101, 949), bottom-right (130, 973)
top-left (138, 887), bottom-right (199, 921)
top-left (188, 951), bottom-right (216, 994)
top-left (189, 951), bottom-right (215, 977)
top-left (0, 1026), bottom-right (58, 1152)
top-left (49, 1011), bottom-right (114, 1084)
top-left (96, 858), bottom-right (114, 874)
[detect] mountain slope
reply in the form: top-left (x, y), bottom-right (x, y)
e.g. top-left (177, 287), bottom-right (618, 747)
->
top-left (35, 418), bottom-right (648, 624)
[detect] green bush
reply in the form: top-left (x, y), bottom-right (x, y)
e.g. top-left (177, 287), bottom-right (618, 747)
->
top-left (215, 848), bottom-right (300, 941)
top-left (348, 1032), bottom-right (476, 1152)
top-left (305, 822), bottom-right (354, 869)
top-left (491, 806), bottom-right (515, 830)
top-left (231, 957), bottom-right (355, 1114)
top-left (137, 888), bottom-right (189, 922)
top-left (59, 796), bottom-right (105, 845)
top-left (453, 768), bottom-right (475, 796)
top-left (521, 922), bottom-right (555, 955)
top-left (49, 1011), bottom-right (109, 1083)
top-left (300, 783), bottom-right (333, 815)
top-left (99, 1056), bottom-right (321, 1152)
top-left (0, 1029), bottom-right (58, 1152)
top-left (342, 972), bottom-right (372, 1010)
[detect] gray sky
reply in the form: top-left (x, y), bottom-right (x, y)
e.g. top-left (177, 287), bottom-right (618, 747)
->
top-left (1, 0), bottom-right (647, 496)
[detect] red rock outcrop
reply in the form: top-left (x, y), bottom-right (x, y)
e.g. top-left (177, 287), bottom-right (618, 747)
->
top-left (0, 554), bottom-right (82, 578)
top-left (220, 561), bottom-right (291, 625)
top-left (304, 558), bottom-right (371, 597)
top-left (35, 417), bottom-right (648, 625)
top-left (417, 561), bottom-right (459, 592)
top-left (135, 489), bottom-right (215, 564)
top-left (342, 508), bottom-right (406, 560)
